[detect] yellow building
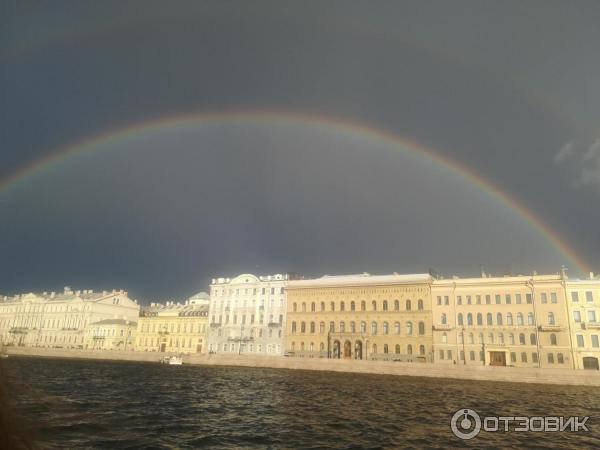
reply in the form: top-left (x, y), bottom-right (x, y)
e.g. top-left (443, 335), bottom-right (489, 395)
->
top-left (135, 300), bottom-right (209, 354)
top-left (565, 276), bottom-right (600, 370)
top-left (431, 273), bottom-right (573, 369)
top-left (85, 319), bottom-right (137, 350)
top-left (285, 273), bottom-right (434, 362)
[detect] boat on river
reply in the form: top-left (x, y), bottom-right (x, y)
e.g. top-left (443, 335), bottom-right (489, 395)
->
top-left (159, 356), bottom-right (183, 365)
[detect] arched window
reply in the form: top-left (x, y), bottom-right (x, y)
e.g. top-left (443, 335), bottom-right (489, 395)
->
top-left (350, 301), bottom-right (355, 311)
top-left (530, 333), bottom-right (537, 345)
top-left (528, 312), bottom-right (534, 325)
top-left (406, 300), bottom-right (412, 311)
top-left (407, 344), bottom-right (413, 355)
top-left (340, 301), bottom-right (345, 311)
top-left (418, 299), bottom-right (424, 311)
top-left (372, 300), bottom-right (377, 311)
top-left (496, 313), bottom-right (503, 325)
top-left (506, 313), bottom-right (513, 325)
top-left (395, 344), bottom-right (401, 354)
top-left (548, 312), bottom-right (555, 325)
top-left (361, 301), bottom-right (366, 311)
top-left (394, 300), bottom-right (400, 310)
top-left (302, 303), bottom-right (306, 312)
top-left (311, 302), bottom-right (315, 312)
top-left (339, 321), bottom-right (345, 333)
top-left (418, 321), bottom-right (425, 335)
top-left (319, 322), bottom-right (325, 334)
top-left (330, 301), bottom-right (335, 312)
top-left (550, 333), bottom-right (557, 345)
top-left (350, 321), bottom-right (356, 333)
top-left (486, 313), bottom-right (493, 326)
top-left (419, 345), bottom-right (425, 355)
top-left (476, 313), bottom-right (482, 326)
top-left (310, 322), bottom-right (315, 333)
top-left (394, 321), bottom-right (401, 334)
top-left (360, 321), bottom-right (366, 333)
top-left (300, 322), bottom-right (306, 333)
top-left (300, 342), bottom-right (305, 351)
top-left (509, 333), bottom-right (515, 345)
top-left (467, 313), bottom-right (473, 326)
top-left (517, 313), bottom-right (524, 326)
top-left (442, 332), bottom-right (448, 343)
top-left (383, 300), bottom-right (388, 311)
top-left (329, 321), bottom-right (335, 333)
top-left (291, 321), bottom-right (297, 333)
top-left (406, 321), bottom-right (413, 335)
top-left (383, 344), bottom-right (389, 354)
top-left (457, 313), bottom-right (464, 326)
top-left (293, 303), bottom-right (297, 312)
top-left (441, 313), bottom-right (447, 325)
top-left (371, 321), bottom-right (378, 335)
top-left (383, 322), bottom-right (389, 335)
top-left (519, 333), bottom-right (525, 345)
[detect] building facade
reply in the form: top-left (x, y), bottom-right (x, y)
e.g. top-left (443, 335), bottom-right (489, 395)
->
top-left (208, 274), bottom-right (297, 355)
top-left (84, 318), bottom-right (137, 350)
top-left (431, 274), bottom-right (573, 369)
top-left (565, 276), bottom-right (600, 370)
top-left (135, 299), bottom-right (209, 354)
top-left (0, 287), bottom-right (140, 349)
top-left (285, 273), bottom-right (434, 362)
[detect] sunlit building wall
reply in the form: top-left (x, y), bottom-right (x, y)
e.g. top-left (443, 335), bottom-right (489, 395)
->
top-left (135, 299), bottom-right (209, 354)
top-left (431, 274), bottom-right (573, 369)
top-left (565, 276), bottom-right (600, 370)
top-left (285, 273), bottom-right (434, 361)
top-left (84, 318), bottom-right (137, 350)
top-left (208, 274), bottom-right (297, 356)
top-left (0, 287), bottom-right (139, 349)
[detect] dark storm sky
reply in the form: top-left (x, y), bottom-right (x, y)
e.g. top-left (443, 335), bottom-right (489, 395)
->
top-left (1, 1), bottom-right (599, 301)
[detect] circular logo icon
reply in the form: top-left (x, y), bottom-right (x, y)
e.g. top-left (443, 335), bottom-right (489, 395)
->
top-left (451, 408), bottom-right (481, 440)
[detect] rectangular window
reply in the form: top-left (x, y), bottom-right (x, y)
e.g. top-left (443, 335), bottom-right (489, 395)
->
top-left (526, 293), bottom-right (532, 304)
top-left (588, 310), bottom-right (597, 323)
top-left (457, 296), bottom-right (462, 305)
top-left (547, 353), bottom-right (554, 364)
top-left (505, 294), bottom-right (511, 304)
top-left (586, 291), bottom-right (594, 303)
top-left (572, 292), bottom-right (579, 303)
top-left (476, 295), bottom-right (481, 304)
top-left (551, 292), bottom-right (557, 303)
top-left (592, 335), bottom-right (599, 348)
top-left (532, 352), bottom-right (538, 363)
top-left (576, 335), bottom-right (584, 347)
top-left (485, 295), bottom-right (491, 304)
top-left (447, 350), bottom-right (452, 360)
top-left (460, 350), bottom-right (465, 361)
top-left (495, 295), bottom-right (501, 304)
top-left (469, 351), bottom-right (475, 360)
top-left (521, 352), bottom-right (528, 362)
top-left (516, 294), bottom-right (522, 304)
top-left (467, 295), bottom-right (471, 305)
top-left (510, 352), bottom-right (516, 363)
top-left (437, 296), bottom-right (442, 305)
top-left (573, 311), bottom-right (581, 323)
top-left (444, 296), bottom-right (449, 305)
top-left (557, 353), bottom-right (564, 364)
top-left (439, 350), bottom-right (444, 360)
top-left (541, 293), bottom-right (547, 304)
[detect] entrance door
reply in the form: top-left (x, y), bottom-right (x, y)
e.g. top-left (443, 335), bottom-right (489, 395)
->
top-left (160, 343), bottom-right (166, 352)
top-left (355, 341), bottom-right (363, 360)
top-left (343, 341), bottom-right (352, 359)
top-left (583, 357), bottom-right (600, 370)
top-left (332, 340), bottom-right (341, 359)
top-left (489, 351), bottom-right (507, 366)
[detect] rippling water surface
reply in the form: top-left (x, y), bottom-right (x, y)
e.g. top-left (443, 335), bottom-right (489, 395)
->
top-left (3, 357), bottom-right (600, 449)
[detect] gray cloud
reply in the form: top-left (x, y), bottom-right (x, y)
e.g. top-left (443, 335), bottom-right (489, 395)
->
top-left (554, 141), bottom-right (575, 165)
top-left (557, 139), bottom-right (600, 192)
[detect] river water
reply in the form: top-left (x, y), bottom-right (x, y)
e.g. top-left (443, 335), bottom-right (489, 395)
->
top-left (2, 357), bottom-right (600, 449)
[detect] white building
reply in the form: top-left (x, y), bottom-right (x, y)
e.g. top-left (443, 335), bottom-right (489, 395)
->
top-left (0, 287), bottom-right (140, 349)
top-left (85, 318), bottom-right (137, 351)
top-left (208, 273), bottom-right (300, 356)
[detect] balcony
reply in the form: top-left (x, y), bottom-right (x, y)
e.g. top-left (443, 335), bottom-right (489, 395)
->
top-left (584, 322), bottom-right (600, 330)
top-left (432, 324), bottom-right (453, 331)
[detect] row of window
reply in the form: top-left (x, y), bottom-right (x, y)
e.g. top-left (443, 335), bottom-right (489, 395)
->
top-left (453, 311), bottom-right (546, 327)
top-left (139, 322), bottom-right (207, 334)
top-left (290, 341), bottom-right (427, 356)
top-left (571, 291), bottom-right (596, 303)
top-left (290, 320), bottom-right (427, 336)
top-left (292, 299), bottom-right (425, 313)
top-left (208, 343), bottom-right (281, 353)
top-left (211, 298), bottom-right (284, 309)
top-left (212, 287), bottom-right (285, 296)
top-left (210, 313), bottom-right (282, 326)
top-left (438, 349), bottom-right (566, 364)
top-left (447, 331), bottom-right (550, 346)
top-left (137, 337), bottom-right (201, 348)
top-left (572, 310), bottom-right (598, 323)
top-left (576, 334), bottom-right (600, 348)
top-left (214, 327), bottom-right (282, 339)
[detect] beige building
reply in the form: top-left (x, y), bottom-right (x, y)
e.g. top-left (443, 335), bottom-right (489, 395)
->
top-left (135, 299), bottom-right (209, 354)
top-left (431, 273), bottom-right (573, 369)
top-left (0, 287), bottom-right (139, 349)
top-left (85, 318), bottom-right (137, 350)
top-left (565, 275), bottom-right (600, 370)
top-left (285, 273), bottom-right (434, 362)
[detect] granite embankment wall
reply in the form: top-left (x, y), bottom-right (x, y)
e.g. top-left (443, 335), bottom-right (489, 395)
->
top-left (6, 347), bottom-right (600, 386)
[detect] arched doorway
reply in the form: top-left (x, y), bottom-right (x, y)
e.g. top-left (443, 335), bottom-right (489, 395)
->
top-left (355, 341), bottom-right (363, 360)
top-left (332, 340), bottom-right (341, 359)
top-left (583, 357), bottom-right (600, 370)
top-left (343, 340), bottom-right (352, 359)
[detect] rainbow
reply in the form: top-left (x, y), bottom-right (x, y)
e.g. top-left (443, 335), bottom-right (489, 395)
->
top-left (0, 109), bottom-right (590, 274)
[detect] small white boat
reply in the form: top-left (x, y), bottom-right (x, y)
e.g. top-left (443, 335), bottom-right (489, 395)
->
top-left (159, 356), bottom-right (182, 365)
